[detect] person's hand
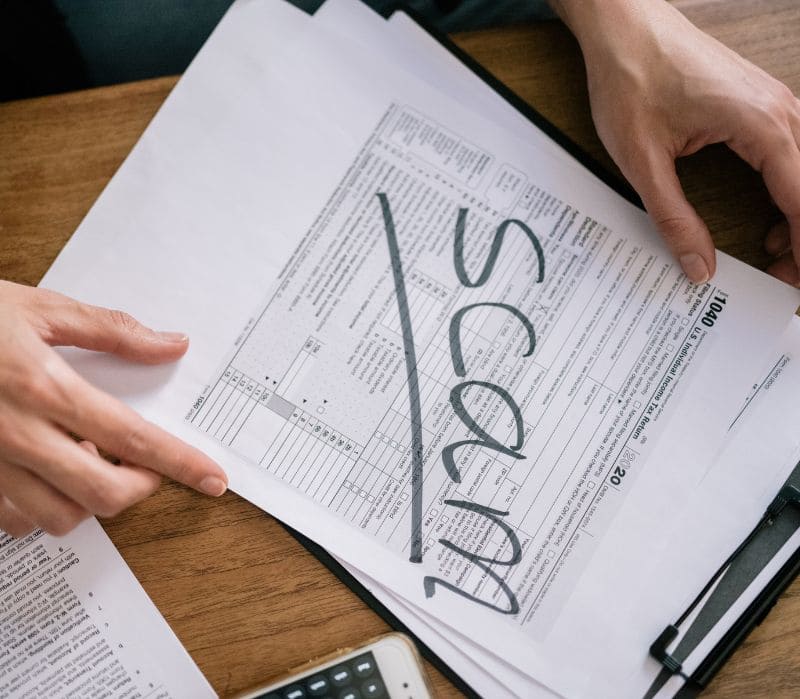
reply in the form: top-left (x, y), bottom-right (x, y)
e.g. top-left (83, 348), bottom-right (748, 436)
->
top-left (550, 0), bottom-right (800, 285)
top-left (0, 280), bottom-right (228, 538)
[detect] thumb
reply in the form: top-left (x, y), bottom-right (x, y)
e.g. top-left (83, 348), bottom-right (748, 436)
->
top-left (35, 290), bottom-right (189, 364)
top-left (628, 151), bottom-right (716, 284)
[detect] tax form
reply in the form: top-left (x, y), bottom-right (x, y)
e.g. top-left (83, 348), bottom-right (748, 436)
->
top-left (0, 520), bottom-right (214, 699)
top-left (39, 1), bottom-right (800, 696)
top-left (339, 317), bottom-right (800, 699)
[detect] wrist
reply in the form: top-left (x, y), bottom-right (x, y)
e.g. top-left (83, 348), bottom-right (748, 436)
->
top-left (549, 0), bottom-right (658, 54)
top-left (549, 0), bottom-right (620, 43)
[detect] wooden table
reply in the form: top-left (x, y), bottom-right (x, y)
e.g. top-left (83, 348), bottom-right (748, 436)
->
top-left (1, 1), bottom-right (800, 696)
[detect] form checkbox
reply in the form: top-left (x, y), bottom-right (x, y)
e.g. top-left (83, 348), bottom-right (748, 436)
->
top-left (317, 406), bottom-right (325, 414)
top-left (430, 509), bottom-right (438, 517)
top-left (548, 549), bottom-right (555, 559)
top-left (633, 400), bottom-right (641, 409)
top-left (441, 515), bottom-right (449, 523)
top-left (390, 440), bottom-right (398, 448)
top-left (587, 481), bottom-right (596, 489)
top-left (681, 317), bottom-right (689, 326)
top-left (400, 492), bottom-right (409, 501)
top-left (667, 344), bottom-right (674, 352)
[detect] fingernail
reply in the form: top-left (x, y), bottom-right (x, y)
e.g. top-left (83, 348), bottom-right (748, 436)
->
top-left (679, 253), bottom-right (709, 284)
top-left (765, 237), bottom-right (788, 257)
top-left (158, 331), bottom-right (189, 343)
top-left (199, 476), bottom-right (227, 497)
top-left (764, 222), bottom-right (791, 256)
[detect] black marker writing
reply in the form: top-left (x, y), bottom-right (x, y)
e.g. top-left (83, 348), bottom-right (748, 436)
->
top-left (453, 208), bottom-right (545, 287)
top-left (441, 381), bottom-right (526, 484)
top-left (378, 192), bottom-right (544, 615)
top-left (449, 302), bottom-right (536, 378)
top-left (377, 192), bottom-right (425, 564)
top-left (423, 500), bottom-right (522, 615)
top-left (432, 207), bottom-right (545, 614)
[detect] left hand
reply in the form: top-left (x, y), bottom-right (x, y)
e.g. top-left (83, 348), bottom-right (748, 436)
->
top-left (0, 280), bottom-right (228, 539)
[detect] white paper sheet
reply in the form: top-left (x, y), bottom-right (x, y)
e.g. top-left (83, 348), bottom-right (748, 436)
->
top-left (313, 3), bottom-right (562, 695)
top-left (317, 0), bottom-right (579, 170)
top-left (316, 2), bottom-right (800, 696)
top-left (636, 317), bottom-right (800, 697)
top-left (342, 316), bottom-right (800, 698)
top-left (0, 520), bottom-right (215, 698)
top-left (339, 558), bottom-right (559, 697)
top-left (38, 1), bottom-right (800, 697)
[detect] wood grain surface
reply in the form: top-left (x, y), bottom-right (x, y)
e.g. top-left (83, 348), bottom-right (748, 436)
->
top-left (1, 2), bottom-right (800, 697)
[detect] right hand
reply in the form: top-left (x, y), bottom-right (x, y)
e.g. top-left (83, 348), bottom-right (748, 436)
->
top-left (0, 280), bottom-right (228, 539)
top-left (550, 0), bottom-right (800, 285)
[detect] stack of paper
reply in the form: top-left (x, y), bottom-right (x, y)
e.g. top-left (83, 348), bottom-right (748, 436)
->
top-left (38, 1), bottom-right (800, 697)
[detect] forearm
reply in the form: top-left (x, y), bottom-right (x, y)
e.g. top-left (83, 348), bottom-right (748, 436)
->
top-left (547, 0), bottom-right (687, 57)
top-left (549, 0), bottom-right (607, 35)
top-left (548, 0), bottom-right (647, 35)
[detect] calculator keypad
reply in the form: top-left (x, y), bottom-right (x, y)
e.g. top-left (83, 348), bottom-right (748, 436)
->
top-left (258, 650), bottom-right (388, 699)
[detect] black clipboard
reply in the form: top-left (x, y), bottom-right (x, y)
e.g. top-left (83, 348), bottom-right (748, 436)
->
top-left (276, 5), bottom-right (800, 697)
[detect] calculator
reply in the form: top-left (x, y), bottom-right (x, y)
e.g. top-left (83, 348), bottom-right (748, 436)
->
top-left (234, 633), bottom-right (433, 699)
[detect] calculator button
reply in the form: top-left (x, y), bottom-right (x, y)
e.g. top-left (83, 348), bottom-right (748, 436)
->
top-left (353, 657), bottom-right (375, 678)
top-left (306, 674), bottom-right (330, 696)
top-left (362, 679), bottom-right (386, 698)
top-left (283, 686), bottom-right (306, 699)
top-left (329, 665), bottom-right (352, 687)
top-left (338, 690), bottom-right (360, 699)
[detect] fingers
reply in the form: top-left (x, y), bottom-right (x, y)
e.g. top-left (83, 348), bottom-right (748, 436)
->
top-left (756, 150), bottom-right (800, 286)
top-left (77, 440), bottom-right (162, 515)
top-left (30, 287), bottom-right (189, 364)
top-left (0, 437), bottom-right (161, 538)
top-left (0, 460), bottom-right (89, 537)
top-left (50, 370), bottom-right (228, 497)
top-left (0, 495), bottom-right (35, 539)
top-left (1, 339), bottom-right (226, 502)
top-left (765, 220), bottom-right (791, 257)
top-left (0, 286), bottom-right (225, 538)
top-left (626, 150), bottom-right (716, 283)
top-left (11, 429), bottom-right (161, 518)
top-left (729, 97), bottom-right (800, 277)
top-left (759, 146), bottom-right (800, 271)
top-left (0, 411), bottom-right (162, 519)
top-left (792, 99), bottom-right (800, 147)
top-left (766, 251), bottom-right (800, 287)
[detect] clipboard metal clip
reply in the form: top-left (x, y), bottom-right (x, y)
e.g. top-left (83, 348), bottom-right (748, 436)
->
top-left (649, 484), bottom-right (800, 679)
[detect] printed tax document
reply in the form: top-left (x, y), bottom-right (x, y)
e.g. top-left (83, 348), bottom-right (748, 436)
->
top-left (0, 519), bottom-right (214, 699)
top-left (340, 317), bottom-right (800, 699)
top-left (314, 2), bottom-right (800, 695)
top-left (315, 3), bottom-right (562, 695)
top-left (38, 1), bottom-right (800, 696)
